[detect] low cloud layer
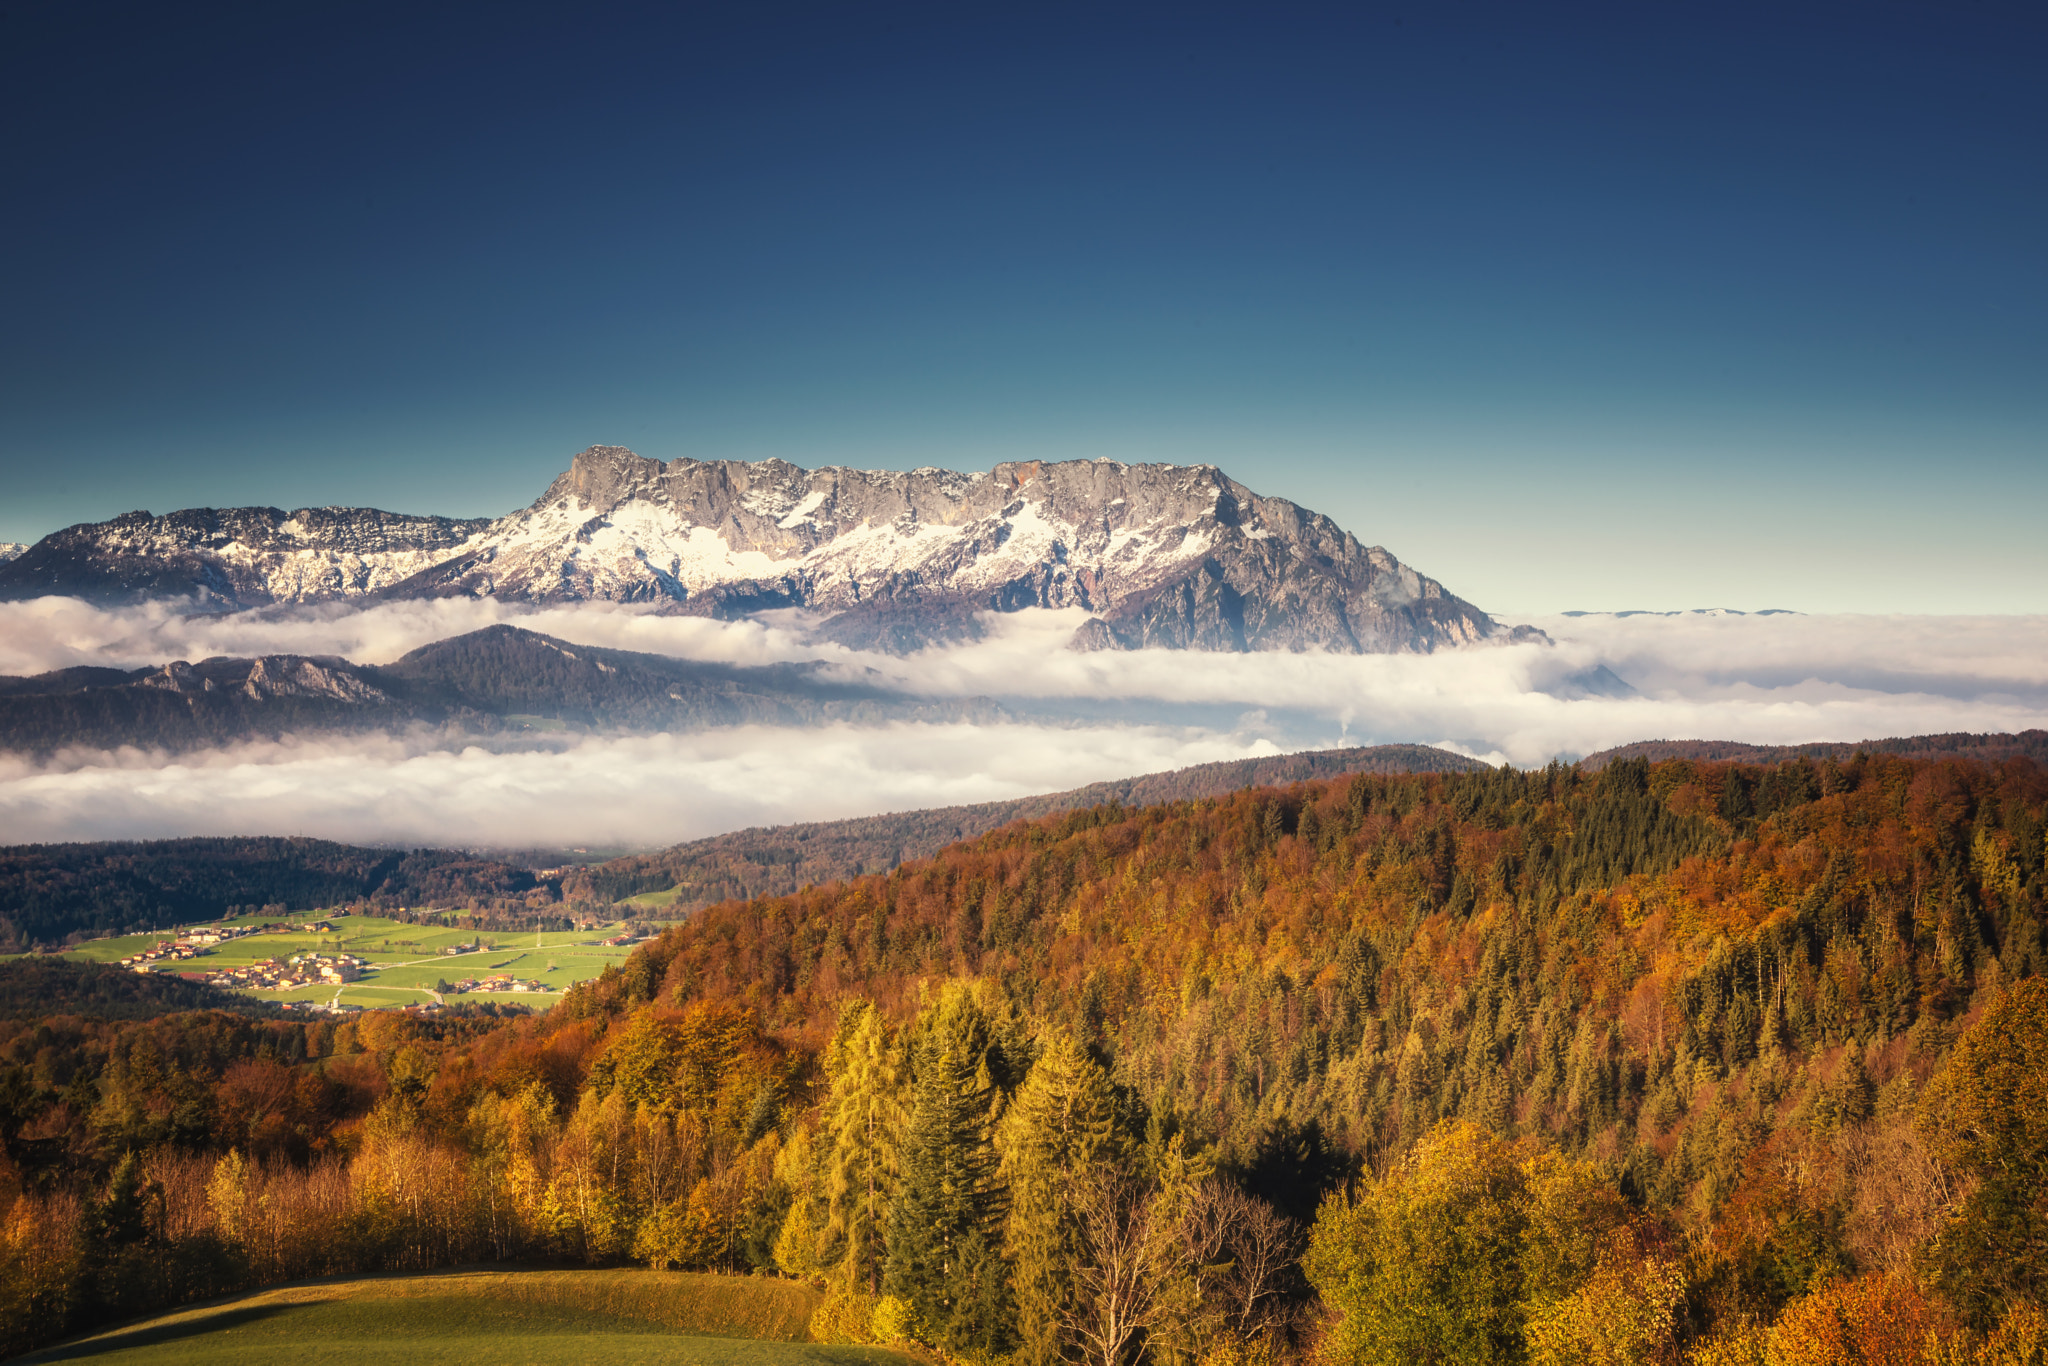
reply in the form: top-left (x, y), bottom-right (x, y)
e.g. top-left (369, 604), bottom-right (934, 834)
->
top-left (1, 600), bottom-right (2043, 849)
top-left (0, 723), bottom-right (1280, 848)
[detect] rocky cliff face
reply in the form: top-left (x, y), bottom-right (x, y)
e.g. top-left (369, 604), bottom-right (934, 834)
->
top-left (0, 447), bottom-right (1531, 653)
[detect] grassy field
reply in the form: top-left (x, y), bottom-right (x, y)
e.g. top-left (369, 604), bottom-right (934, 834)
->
top-left (619, 887), bottom-right (688, 910)
top-left (13, 1267), bottom-right (915, 1365)
top-left (42, 912), bottom-right (655, 1011)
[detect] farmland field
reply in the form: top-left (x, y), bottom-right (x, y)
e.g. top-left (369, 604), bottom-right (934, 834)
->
top-left (11, 1267), bottom-right (916, 1365)
top-left (39, 911), bottom-right (664, 1011)
top-left (619, 887), bottom-right (688, 909)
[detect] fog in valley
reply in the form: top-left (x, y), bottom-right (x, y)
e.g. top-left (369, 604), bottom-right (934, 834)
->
top-left (2, 599), bottom-right (2042, 848)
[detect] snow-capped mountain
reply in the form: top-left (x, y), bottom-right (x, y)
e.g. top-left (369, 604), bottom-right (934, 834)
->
top-left (0, 544), bottom-right (25, 567)
top-left (0, 507), bottom-right (489, 606)
top-left (0, 447), bottom-right (1532, 653)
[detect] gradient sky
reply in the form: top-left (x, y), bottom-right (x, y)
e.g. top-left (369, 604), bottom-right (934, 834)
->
top-left (2, 1), bottom-right (2042, 615)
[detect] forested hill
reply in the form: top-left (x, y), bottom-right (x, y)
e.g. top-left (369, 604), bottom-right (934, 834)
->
top-left (1581, 727), bottom-right (2048, 770)
top-left (611, 749), bottom-right (2048, 1105)
top-left (0, 957), bottom-right (280, 1020)
top-left (575, 749), bottom-right (2046, 1357)
top-left (565, 742), bottom-right (1487, 908)
top-left (0, 837), bottom-right (554, 949)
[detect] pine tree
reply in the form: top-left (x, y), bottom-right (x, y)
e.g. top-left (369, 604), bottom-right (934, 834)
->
top-left (884, 983), bottom-right (1013, 1356)
top-left (1000, 1031), bottom-right (1122, 1366)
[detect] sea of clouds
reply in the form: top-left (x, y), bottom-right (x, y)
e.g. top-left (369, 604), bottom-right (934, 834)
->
top-left (1, 598), bottom-right (2043, 849)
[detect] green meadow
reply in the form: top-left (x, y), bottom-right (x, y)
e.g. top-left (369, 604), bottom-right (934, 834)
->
top-left (45, 911), bottom-right (659, 1010)
top-left (619, 886), bottom-right (688, 910)
top-left (11, 1267), bottom-right (916, 1366)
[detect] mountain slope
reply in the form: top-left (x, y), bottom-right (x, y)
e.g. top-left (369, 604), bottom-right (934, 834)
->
top-left (567, 742), bottom-right (1489, 910)
top-left (0, 624), bottom-right (990, 755)
top-left (0, 447), bottom-right (1530, 654)
top-left (1580, 729), bottom-right (2048, 770)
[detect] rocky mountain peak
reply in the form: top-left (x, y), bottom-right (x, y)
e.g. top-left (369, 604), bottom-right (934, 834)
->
top-left (0, 446), bottom-right (1536, 655)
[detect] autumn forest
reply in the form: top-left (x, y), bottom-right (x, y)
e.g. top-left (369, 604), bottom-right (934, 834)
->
top-left (2, 752), bottom-right (2045, 1365)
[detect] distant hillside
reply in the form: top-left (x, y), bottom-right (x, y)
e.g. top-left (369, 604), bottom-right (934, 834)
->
top-left (0, 837), bottom-right (555, 949)
top-left (0, 623), bottom-right (995, 756)
top-left (1581, 729), bottom-right (2048, 771)
top-left (565, 742), bottom-right (1488, 909)
top-left (0, 957), bottom-right (280, 1020)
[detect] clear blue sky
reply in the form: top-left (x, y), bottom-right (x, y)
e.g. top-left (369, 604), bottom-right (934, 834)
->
top-left (2, 1), bottom-right (2042, 613)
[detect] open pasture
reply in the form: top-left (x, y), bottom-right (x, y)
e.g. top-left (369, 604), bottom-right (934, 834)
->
top-left (11, 1267), bottom-right (913, 1365)
top-left (40, 911), bottom-right (656, 1011)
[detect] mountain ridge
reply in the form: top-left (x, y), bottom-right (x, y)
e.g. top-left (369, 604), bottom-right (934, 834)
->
top-left (0, 623), bottom-right (996, 756)
top-left (0, 447), bottom-right (1534, 655)
top-left (1580, 729), bottom-right (2048, 770)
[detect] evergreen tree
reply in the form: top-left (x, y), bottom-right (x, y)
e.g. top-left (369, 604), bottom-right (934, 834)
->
top-left (1000, 1031), bottom-right (1123, 1366)
top-left (819, 1001), bottom-right (905, 1296)
top-left (884, 983), bottom-right (1013, 1357)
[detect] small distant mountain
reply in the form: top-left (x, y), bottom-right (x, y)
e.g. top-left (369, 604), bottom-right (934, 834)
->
top-left (0, 624), bottom-right (996, 756)
top-left (0, 447), bottom-right (1538, 654)
top-left (568, 742), bottom-right (1490, 911)
top-left (0, 543), bottom-right (24, 566)
top-left (1580, 730), bottom-right (2048, 771)
top-left (1557, 608), bottom-right (1802, 618)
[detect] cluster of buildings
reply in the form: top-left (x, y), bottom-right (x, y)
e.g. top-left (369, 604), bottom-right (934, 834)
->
top-left (449, 974), bottom-right (552, 995)
top-left (168, 950), bottom-right (368, 995)
top-left (182, 951), bottom-right (367, 992)
top-left (283, 952), bottom-right (366, 984)
top-left (119, 923), bottom-right (260, 971)
top-left (118, 915), bottom-right (355, 974)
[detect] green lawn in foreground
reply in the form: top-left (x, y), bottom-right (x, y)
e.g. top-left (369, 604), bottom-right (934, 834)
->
top-left (15, 1267), bottom-right (913, 1366)
top-left (35, 912), bottom-right (659, 1011)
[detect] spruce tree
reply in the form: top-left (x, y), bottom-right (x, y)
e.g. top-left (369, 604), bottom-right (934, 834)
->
top-left (884, 983), bottom-right (1013, 1356)
top-left (999, 1031), bottom-right (1121, 1366)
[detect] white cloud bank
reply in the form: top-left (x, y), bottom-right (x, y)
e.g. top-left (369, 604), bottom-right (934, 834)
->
top-left (0, 723), bottom-right (1280, 848)
top-left (1, 600), bottom-right (2043, 848)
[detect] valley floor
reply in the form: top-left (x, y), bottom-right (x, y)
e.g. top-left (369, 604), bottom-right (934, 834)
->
top-left (44, 912), bottom-right (654, 1012)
